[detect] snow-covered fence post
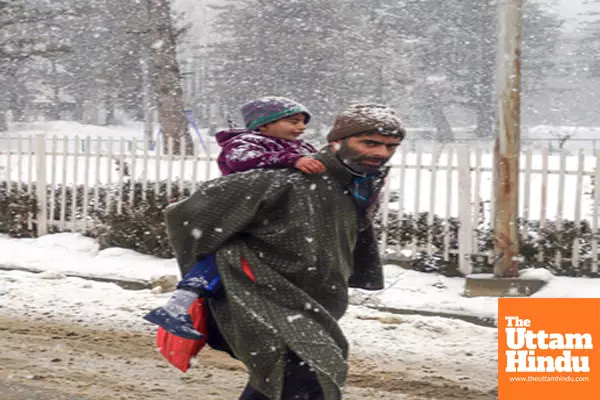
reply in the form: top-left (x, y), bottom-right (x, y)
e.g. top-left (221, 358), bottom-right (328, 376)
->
top-left (35, 133), bottom-right (48, 236)
top-left (457, 146), bottom-right (473, 276)
top-left (492, 0), bottom-right (523, 278)
top-left (379, 175), bottom-right (392, 253)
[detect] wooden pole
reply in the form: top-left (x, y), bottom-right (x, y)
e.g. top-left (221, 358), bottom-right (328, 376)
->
top-left (493, 0), bottom-right (523, 278)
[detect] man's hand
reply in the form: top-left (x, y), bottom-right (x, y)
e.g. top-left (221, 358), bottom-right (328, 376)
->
top-left (294, 157), bottom-right (326, 174)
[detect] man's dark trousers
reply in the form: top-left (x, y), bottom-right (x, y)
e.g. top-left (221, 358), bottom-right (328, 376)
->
top-left (239, 352), bottom-right (325, 400)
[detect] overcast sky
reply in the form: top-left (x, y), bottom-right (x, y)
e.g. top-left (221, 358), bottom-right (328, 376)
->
top-left (554, 0), bottom-right (600, 29)
top-left (556, 0), bottom-right (585, 17)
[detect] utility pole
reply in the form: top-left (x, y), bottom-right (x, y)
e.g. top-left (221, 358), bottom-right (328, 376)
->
top-left (493, 0), bottom-right (523, 278)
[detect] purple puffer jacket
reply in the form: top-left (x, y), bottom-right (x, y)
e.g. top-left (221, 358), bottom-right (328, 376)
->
top-left (215, 129), bottom-right (317, 176)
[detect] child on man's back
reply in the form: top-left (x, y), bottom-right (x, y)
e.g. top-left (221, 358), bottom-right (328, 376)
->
top-left (143, 97), bottom-right (325, 339)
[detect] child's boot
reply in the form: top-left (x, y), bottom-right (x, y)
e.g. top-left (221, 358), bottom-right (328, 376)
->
top-left (143, 289), bottom-right (204, 340)
top-left (144, 254), bottom-right (221, 340)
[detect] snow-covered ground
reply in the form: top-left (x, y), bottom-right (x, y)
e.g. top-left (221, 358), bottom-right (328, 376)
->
top-left (0, 231), bottom-right (598, 394)
top-left (0, 232), bottom-right (501, 392)
top-left (1, 232), bottom-right (598, 325)
top-left (3, 120), bottom-right (147, 140)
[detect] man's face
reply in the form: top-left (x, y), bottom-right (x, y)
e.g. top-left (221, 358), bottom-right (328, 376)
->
top-left (333, 133), bottom-right (401, 173)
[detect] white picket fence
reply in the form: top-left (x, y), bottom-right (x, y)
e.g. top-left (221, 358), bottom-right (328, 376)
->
top-left (380, 144), bottom-right (600, 274)
top-left (1, 134), bottom-right (599, 275)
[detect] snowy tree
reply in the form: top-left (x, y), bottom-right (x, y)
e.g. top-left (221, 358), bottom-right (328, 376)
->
top-left (1, 0), bottom-right (187, 130)
top-left (205, 0), bottom-right (562, 137)
top-left (581, 0), bottom-right (600, 77)
top-left (0, 0), bottom-right (73, 130)
top-left (146, 0), bottom-right (191, 152)
top-left (1, 1), bottom-right (151, 126)
top-left (53, 1), bottom-right (149, 125)
top-left (206, 0), bottom-right (358, 127)
top-left (400, 0), bottom-right (562, 138)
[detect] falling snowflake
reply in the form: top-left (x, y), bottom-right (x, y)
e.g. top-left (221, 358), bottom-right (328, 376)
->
top-left (286, 314), bottom-right (303, 323)
top-left (191, 229), bottom-right (202, 239)
top-left (151, 39), bottom-right (164, 49)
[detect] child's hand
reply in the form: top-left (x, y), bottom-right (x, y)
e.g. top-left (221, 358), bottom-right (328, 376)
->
top-left (294, 157), bottom-right (326, 174)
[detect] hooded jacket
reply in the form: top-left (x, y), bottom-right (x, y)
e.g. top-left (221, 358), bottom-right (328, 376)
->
top-left (216, 129), bottom-right (317, 176)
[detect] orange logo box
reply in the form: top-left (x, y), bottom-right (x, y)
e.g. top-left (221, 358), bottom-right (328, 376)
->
top-left (498, 298), bottom-right (600, 400)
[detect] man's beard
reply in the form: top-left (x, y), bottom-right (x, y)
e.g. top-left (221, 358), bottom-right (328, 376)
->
top-left (335, 141), bottom-right (389, 174)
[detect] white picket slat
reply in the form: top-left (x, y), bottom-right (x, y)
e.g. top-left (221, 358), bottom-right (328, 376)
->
top-left (522, 149), bottom-right (532, 223)
top-left (593, 152), bottom-right (600, 274)
top-left (94, 137), bottom-right (102, 212)
top-left (106, 137), bottom-right (113, 215)
top-left (205, 140), bottom-right (212, 181)
top-left (166, 137), bottom-right (174, 199)
top-left (427, 145), bottom-right (439, 256)
top-left (472, 148), bottom-right (482, 253)
top-left (27, 135), bottom-right (33, 195)
top-left (538, 146), bottom-right (549, 263)
top-left (457, 146), bottom-right (473, 276)
top-left (555, 149), bottom-right (567, 266)
top-left (443, 147), bottom-right (454, 261)
top-left (117, 137), bottom-right (125, 215)
top-left (17, 135), bottom-right (23, 192)
top-left (59, 136), bottom-right (68, 231)
top-left (82, 137), bottom-right (91, 229)
top-left (154, 138), bottom-right (161, 196)
top-left (27, 135), bottom-right (34, 230)
top-left (142, 136), bottom-right (149, 201)
top-left (380, 174), bottom-right (392, 250)
top-left (191, 138), bottom-right (199, 194)
top-left (71, 136), bottom-right (80, 232)
top-left (572, 149), bottom-right (585, 268)
top-left (130, 137), bottom-right (138, 207)
top-left (49, 136), bottom-right (58, 223)
top-left (396, 144), bottom-right (407, 224)
top-left (412, 145), bottom-right (423, 255)
top-left (5, 137), bottom-right (12, 184)
top-left (35, 134), bottom-right (47, 235)
top-left (179, 137), bottom-right (186, 199)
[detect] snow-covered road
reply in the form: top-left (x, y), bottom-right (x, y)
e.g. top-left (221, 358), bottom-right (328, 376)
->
top-left (0, 268), bottom-right (499, 399)
top-left (0, 315), bottom-right (497, 399)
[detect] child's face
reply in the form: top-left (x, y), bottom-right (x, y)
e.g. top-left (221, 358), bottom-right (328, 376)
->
top-left (258, 114), bottom-right (307, 141)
